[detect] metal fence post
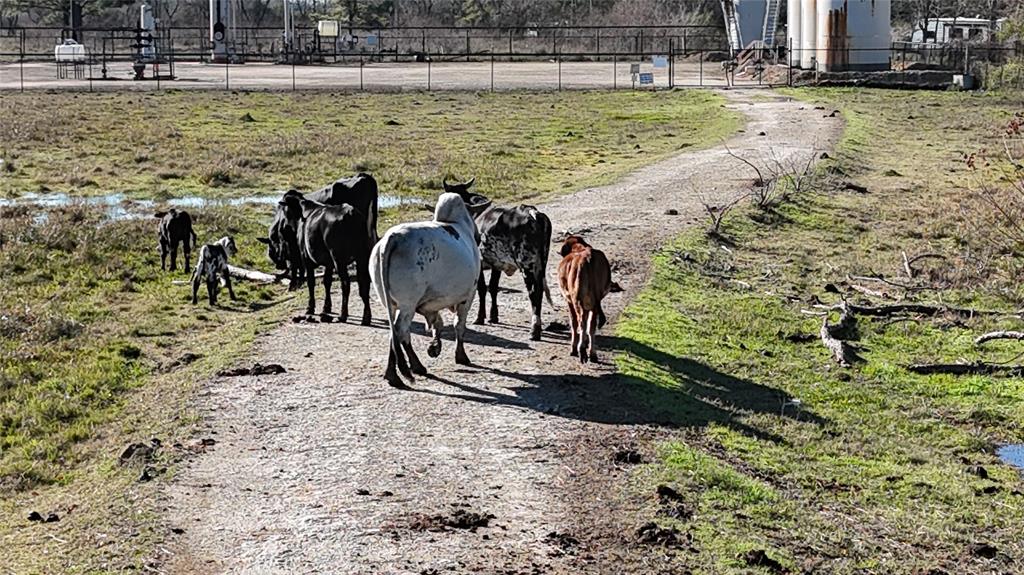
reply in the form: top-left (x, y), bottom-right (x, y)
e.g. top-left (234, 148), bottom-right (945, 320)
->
top-left (360, 59), bottom-right (364, 91)
top-left (427, 59), bottom-right (431, 91)
top-left (20, 52), bottom-right (24, 92)
top-left (557, 56), bottom-right (561, 91)
top-left (699, 49), bottom-right (703, 86)
top-left (490, 53), bottom-right (494, 91)
top-left (225, 57), bottom-right (229, 90)
top-left (613, 54), bottom-right (617, 89)
top-left (292, 60), bottom-right (296, 91)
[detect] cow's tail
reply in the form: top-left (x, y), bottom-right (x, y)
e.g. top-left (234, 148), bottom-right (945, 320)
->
top-left (374, 234), bottom-right (404, 376)
top-left (190, 245), bottom-right (206, 284)
top-left (533, 208), bottom-right (556, 309)
top-left (190, 228), bottom-right (197, 248)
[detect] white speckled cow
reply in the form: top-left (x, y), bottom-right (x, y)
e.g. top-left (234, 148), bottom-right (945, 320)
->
top-left (370, 193), bottom-right (482, 389)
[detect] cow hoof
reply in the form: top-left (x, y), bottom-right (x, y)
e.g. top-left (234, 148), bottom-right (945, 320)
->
top-left (488, 316), bottom-right (499, 324)
top-left (569, 348), bottom-right (578, 357)
top-left (455, 352), bottom-right (471, 366)
top-left (411, 363), bottom-right (428, 376)
top-left (530, 329), bottom-right (542, 342)
top-left (386, 376), bottom-right (412, 390)
top-left (473, 317), bottom-right (485, 326)
top-left (361, 317), bottom-right (371, 327)
top-left (579, 354), bottom-right (588, 365)
top-left (340, 314), bottom-right (349, 323)
top-left (589, 352), bottom-right (599, 363)
top-left (427, 342), bottom-right (442, 358)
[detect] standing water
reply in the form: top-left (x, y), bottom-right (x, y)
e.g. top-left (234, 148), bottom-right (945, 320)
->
top-left (997, 444), bottom-right (1024, 470)
top-left (0, 191), bottom-right (418, 220)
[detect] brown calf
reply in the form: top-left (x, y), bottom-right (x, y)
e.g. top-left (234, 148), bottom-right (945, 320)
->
top-left (557, 235), bottom-right (613, 364)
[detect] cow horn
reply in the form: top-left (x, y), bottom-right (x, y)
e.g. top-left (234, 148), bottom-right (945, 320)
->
top-left (465, 177), bottom-right (476, 188)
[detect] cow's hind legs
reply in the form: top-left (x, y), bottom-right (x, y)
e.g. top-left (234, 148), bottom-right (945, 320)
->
top-left (454, 300), bottom-right (472, 365)
top-left (567, 301), bottom-right (580, 357)
top-left (426, 312), bottom-right (443, 358)
top-left (357, 255), bottom-right (372, 326)
top-left (524, 271), bottom-right (544, 341)
top-left (474, 270), bottom-right (487, 325)
top-left (223, 268), bottom-right (237, 301)
top-left (385, 345), bottom-right (411, 389)
top-left (321, 263), bottom-right (334, 316)
top-left (169, 242), bottom-right (179, 272)
top-left (339, 268), bottom-right (350, 323)
top-left (584, 309), bottom-right (598, 364)
top-left (487, 268), bottom-right (501, 324)
top-left (305, 262), bottom-right (318, 315)
top-left (159, 239), bottom-right (169, 271)
top-left (394, 309), bottom-right (419, 380)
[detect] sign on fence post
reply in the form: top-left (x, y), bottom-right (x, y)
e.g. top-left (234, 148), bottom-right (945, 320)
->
top-left (630, 63), bottom-right (640, 89)
top-left (639, 72), bottom-right (654, 88)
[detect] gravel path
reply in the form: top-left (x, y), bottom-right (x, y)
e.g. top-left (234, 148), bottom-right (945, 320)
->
top-left (163, 91), bottom-right (841, 574)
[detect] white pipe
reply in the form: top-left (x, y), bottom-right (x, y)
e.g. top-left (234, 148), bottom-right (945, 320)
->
top-left (799, 0), bottom-right (817, 69)
top-left (787, 0), bottom-right (801, 66)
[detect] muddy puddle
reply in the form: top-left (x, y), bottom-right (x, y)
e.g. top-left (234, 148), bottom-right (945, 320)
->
top-left (0, 191), bottom-right (419, 220)
top-left (997, 444), bottom-right (1024, 470)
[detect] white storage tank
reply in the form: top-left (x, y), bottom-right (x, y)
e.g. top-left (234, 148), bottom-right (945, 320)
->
top-left (787, 0), bottom-right (801, 66)
top-left (816, 0), bottom-right (891, 71)
top-left (799, 0), bottom-right (816, 69)
top-left (54, 39), bottom-right (87, 62)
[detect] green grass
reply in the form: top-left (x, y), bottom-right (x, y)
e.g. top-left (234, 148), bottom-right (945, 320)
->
top-left (616, 89), bottom-right (1024, 573)
top-left (0, 90), bottom-right (739, 202)
top-left (0, 89), bottom-right (739, 574)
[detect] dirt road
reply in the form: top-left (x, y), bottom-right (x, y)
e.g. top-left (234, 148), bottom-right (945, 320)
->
top-left (162, 92), bottom-right (840, 574)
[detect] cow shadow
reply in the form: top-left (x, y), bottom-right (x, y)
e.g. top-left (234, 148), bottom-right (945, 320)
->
top-left (414, 334), bottom-right (827, 443)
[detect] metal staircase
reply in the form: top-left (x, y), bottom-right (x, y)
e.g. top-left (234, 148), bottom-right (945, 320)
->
top-left (762, 0), bottom-right (782, 47)
top-left (720, 0), bottom-right (743, 55)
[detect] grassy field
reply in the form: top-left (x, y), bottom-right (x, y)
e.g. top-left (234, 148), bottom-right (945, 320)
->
top-left (0, 90), bottom-right (736, 203)
top-left (0, 89), bottom-right (740, 573)
top-left (615, 89), bottom-right (1024, 573)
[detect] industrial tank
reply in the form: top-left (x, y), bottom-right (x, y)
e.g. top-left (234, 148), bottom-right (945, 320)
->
top-left (817, 0), bottom-right (890, 71)
top-left (799, 0), bottom-right (816, 69)
top-left (787, 0), bottom-right (802, 66)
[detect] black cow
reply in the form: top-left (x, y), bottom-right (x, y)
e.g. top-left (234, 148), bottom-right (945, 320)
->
top-left (257, 173), bottom-right (378, 287)
top-left (258, 189), bottom-right (305, 289)
top-left (191, 236), bottom-right (238, 306)
top-left (155, 209), bottom-right (197, 272)
top-left (295, 196), bottom-right (373, 324)
top-left (446, 178), bottom-right (554, 341)
top-left (307, 172), bottom-right (379, 246)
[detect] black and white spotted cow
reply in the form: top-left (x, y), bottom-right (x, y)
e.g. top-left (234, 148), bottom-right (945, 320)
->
top-left (155, 209), bottom-right (198, 273)
top-left (191, 236), bottom-right (238, 306)
top-left (445, 178), bottom-right (555, 341)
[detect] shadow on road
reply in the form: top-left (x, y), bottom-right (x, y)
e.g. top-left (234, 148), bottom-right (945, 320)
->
top-left (413, 334), bottom-right (826, 442)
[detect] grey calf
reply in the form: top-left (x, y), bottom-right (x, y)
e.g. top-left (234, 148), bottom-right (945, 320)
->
top-left (191, 236), bottom-right (238, 306)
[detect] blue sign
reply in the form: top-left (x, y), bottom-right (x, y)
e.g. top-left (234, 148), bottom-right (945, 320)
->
top-left (639, 72), bottom-right (654, 85)
top-left (366, 34), bottom-right (378, 46)
top-left (652, 55), bottom-right (668, 68)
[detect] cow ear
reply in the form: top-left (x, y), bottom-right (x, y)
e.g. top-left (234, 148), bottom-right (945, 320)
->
top-left (442, 179), bottom-right (451, 192)
top-left (560, 242), bottom-right (573, 257)
top-left (256, 237), bottom-right (270, 245)
top-left (154, 211), bottom-right (167, 218)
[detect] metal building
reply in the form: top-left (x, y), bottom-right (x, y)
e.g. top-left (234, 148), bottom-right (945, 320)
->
top-left (788, 0), bottom-right (891, 71)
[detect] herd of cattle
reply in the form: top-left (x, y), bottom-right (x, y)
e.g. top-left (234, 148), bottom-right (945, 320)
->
top-left (155, 173), bottom-right (615, 388)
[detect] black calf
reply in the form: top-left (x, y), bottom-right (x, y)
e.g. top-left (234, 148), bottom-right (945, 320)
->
top-left (155, 209), bottom-right (197, 273)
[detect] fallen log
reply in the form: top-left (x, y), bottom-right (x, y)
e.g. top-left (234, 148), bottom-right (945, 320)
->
top-left (908, 362), bottom-right (1024, 377)
top-left (975, 331), bottom-right (1024, 345)
top-left (820, 301), bottom-right (861, 367)
top-left (228, 264), bottom-right (283, 284)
